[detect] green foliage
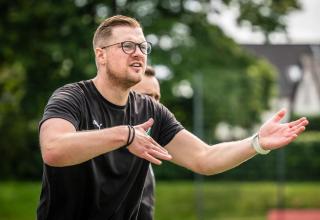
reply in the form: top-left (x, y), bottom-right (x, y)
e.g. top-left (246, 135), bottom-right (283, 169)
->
top-left (223, 0), bottom-right (300, 43)
top-left (1, 0), bottom-right (98, 179)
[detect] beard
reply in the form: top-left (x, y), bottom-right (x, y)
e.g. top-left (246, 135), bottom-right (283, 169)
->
top-left (106, 66), bottom-right (142, 90)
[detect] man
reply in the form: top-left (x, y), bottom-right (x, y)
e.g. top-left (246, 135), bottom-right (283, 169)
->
top-left (38, 15), bottom-right (308, 220)
top-left (132, 66), bottom-right (160, 220)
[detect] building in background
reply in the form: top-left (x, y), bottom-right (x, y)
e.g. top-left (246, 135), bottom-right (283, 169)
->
top-left (243, 44), bottom-right (320, 117)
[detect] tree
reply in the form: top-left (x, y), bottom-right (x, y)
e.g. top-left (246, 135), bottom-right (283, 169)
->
top-left (222, 0), bottom-right (301, 43)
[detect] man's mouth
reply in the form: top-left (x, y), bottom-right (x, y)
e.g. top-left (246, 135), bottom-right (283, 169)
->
top-left (129, 62), bottom-right (143, 68)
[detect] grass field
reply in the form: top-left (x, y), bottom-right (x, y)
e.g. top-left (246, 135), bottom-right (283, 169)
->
top-left (0, 181), bottom-right (319, 220)
top-left (155, 181), bottom-right (320, 220)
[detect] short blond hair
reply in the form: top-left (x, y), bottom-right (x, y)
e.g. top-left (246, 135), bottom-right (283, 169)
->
top-left (92, 15), bottom-right (141, 50)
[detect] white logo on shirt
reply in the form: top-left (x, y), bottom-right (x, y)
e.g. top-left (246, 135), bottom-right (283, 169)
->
top-left (93, 120), bottom-right (102, 130)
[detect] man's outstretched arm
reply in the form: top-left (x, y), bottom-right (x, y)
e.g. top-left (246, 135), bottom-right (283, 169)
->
top-left (164, 109), bottom-right (308, 175)
top-left (40, 118), bottom-right (171, 167)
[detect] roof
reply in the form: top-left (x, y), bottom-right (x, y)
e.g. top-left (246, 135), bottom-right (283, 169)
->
top-left (241, 44), bottom-right (316, 97)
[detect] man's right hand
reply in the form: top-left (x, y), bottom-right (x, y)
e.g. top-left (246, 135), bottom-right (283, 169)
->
top-left (127, 118), bottom-right (172, 165)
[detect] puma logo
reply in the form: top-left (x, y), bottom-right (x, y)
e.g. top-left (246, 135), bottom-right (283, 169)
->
top-left (93, 120), bottom-right (102, 130)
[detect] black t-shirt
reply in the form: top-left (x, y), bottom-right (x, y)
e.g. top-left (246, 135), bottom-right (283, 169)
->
top-left (37, 80), bottom-right (183, 220)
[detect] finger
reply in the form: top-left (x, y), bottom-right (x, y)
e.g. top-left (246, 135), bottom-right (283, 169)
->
top-left (289, 126), bottom-right (306, 136)
top-left (143, 134), bottom-right (169, 154)
top-left (148, 138), bottom-right (168, 154)
top-left (143, 152), bottom-right (162, 165)
top-left (283, 134), bottom-right (298, 145)
top-left (284, 134), bottom-right (298, 144)
top-left (286, 128), bottom-right (304, 139)
top-left (288, 117), bottom-right (308, 128)
top-left (138, 118), bottom-right (154, 131)
top-left (148, 149), bottom-right (172, 160)
top-left (289, 119), bottom-right (308, 131)
top-left (290, 134), bottom-right (298, 141)
top-left (301, 119), bottom-right (309, 126)
top-left (151, 146), bottom-right (169, 155)
top-left (272, 108), bottom-right (287, 123)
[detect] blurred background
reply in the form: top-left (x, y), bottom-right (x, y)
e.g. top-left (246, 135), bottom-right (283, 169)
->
top-left (0, 0), bottom-right (319, 219)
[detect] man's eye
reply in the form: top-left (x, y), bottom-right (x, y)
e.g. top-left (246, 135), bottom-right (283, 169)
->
top-left (123, 44), bottom-right (133, 49)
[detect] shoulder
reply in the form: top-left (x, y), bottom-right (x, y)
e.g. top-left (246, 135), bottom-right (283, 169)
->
top-left (51, 81), bottom-right (89, 99)
top-left (46, 81), bottom-right (92, 109)
top-left (54, 81), bottom-right (87, 94)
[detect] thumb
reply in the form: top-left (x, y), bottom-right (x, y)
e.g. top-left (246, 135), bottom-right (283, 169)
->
top-left (138, 118), bottom-right (154, 131)
top-left (272, 108), bottom-right (287, 123)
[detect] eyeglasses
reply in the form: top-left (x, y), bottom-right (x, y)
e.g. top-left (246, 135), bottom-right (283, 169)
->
top-left (101, 41), bottom-right (152, 55)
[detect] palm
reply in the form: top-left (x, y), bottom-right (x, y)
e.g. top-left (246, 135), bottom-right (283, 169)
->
top-left (258, 109), bottom-right (308, 150)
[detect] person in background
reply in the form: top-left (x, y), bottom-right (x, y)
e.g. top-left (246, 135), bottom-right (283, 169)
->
top-left (132, 66), bottom-right (160, 102)
top-left (37, 15), bottom-right (308, 220)
top-left (132, 65), bottom-right (160, 220)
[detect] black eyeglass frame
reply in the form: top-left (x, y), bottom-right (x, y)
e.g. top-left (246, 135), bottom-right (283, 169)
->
top-left (101, 41), bottom-right (152, 55)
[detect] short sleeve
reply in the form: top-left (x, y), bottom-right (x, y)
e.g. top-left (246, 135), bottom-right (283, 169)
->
top-left (155, 104), bottom-right (184, 147)
top-left (39, 84), bottom-right (84, 131)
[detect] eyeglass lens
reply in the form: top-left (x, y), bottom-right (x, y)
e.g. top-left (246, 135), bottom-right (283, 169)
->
top-left (122, 41), bottom-right (151, 55)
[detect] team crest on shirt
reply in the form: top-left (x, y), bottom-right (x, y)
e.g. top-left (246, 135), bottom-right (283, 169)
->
top-left (93, 120), bottom-right (102, 130)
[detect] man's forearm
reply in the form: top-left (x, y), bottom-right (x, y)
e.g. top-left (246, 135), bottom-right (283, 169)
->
top-left (199, 138), bottom-right (257, 175)
top-left (41, 125), bottom-right (128, 167)
top-left (166, 130), bottom-right (257, 175)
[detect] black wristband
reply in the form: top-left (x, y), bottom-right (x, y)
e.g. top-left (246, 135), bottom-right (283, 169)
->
top-left (121, 125), bottom-right (132, 148)
top-left (126, 125), bottom-right (132, 146)
top-left (127, 125), bottom-right (135, 146)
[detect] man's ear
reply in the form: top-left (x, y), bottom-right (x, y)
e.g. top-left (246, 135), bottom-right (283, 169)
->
top-left (95, 48), bottom-right (105, 65)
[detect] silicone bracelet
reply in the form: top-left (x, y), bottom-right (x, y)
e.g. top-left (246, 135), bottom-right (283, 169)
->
top-left (251, 133), bottom-right (270, 155)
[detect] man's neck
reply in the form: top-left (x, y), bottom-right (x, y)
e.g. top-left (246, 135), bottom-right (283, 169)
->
top-left (92, 75), bottom-right (130, 106)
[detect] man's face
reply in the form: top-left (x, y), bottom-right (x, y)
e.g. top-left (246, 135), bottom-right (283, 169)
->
top-left (132, 74), bottom-right (161, 102)
top-left (102, 26), bottom-right (148, 87)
